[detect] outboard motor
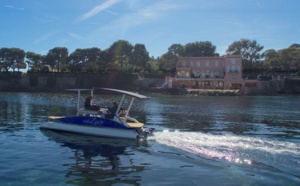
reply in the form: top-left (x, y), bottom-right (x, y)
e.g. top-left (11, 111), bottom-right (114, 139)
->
top-left (137, 127), bottom-right (154, 140)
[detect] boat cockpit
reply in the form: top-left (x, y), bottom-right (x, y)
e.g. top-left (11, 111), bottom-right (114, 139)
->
top-left (68, 88), bottom-right (146, 128)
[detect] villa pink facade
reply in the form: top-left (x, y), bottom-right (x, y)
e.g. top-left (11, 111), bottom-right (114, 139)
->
top-left (171, 55), bottom-right (258, 93)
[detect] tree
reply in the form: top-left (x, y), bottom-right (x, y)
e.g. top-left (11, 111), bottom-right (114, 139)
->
top-left (168, 44), bottom-right (184, 57)
top-left (131, 44), bottom-right (149, 72)
top-left (289, 43), bottom-right (300, 49)
top-left (68, 49), bottom-right (85, 72)
top-left (158, 44), bottom-right (184, 74)
top-left (26, 52), bottom-right (45, 72)
top-left (288, 44), bottom-right (300, 71)
top-left (107, 40), bottom-right (133, 72)
top-left (69, 48), bottom-right (112, 73)
top-left (264, 49), bottom-right (278, 60)
top-left (278, 47), bottom-right (300, 72)
top-left (0, 48), bottom-right (26, 72)
top-left (82, 48), bottom-right (101, 72)
top-left (45, 47), bottom-right (68, 72)
top-left (263, 49), bottom-right (280, 72)
top-left (146, 57), bottom-right (159, 73)
top-left (183, 41), bottom-right (216, 57)
top-left (226, 39), bottom-right (264, 72)
top-left (11, 48), bottom-right (26, 72)
top-left (97, 50), bottom-right (111, 72)
top-left (263, 45), bottom-right (300, 73)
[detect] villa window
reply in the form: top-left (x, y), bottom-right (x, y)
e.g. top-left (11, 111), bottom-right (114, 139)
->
top-left (220, 71), bottom-right (224, 78)
top-left (190, 61), bottom-right (193, 67)
top-left (231, 65), bottom-right (236, 72)
top-left (214, 71), bottom-right (219, 77)
top-left (197, 61), bottom-right (201, 67)
top-left (182, 61), bottom-right (186, 67)
top-left (179, 71), bottom-right (189, 78)
top-left (215, 61), bottom-right (219, 67)
top-left (206, 61), bottom-right (209, 67)
top-left (201, 70), bottom-right (205, 78)
top-left (231, 58), bottom-right (236, 65)
top-left (206, 70), bottom-right (210, 78)
top-left (181, 71), bottom-right (186, 77)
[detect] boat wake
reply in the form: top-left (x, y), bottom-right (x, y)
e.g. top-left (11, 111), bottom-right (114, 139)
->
top-left (149, 130), bottom-right (300, 176)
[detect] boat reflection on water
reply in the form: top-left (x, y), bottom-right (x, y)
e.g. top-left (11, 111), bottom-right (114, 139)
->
top-left (41, 130), bottom-right (150, 185)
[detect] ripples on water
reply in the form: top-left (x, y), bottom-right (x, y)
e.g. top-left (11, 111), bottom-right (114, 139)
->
top-left (0, 93), bottom-right (300, 185)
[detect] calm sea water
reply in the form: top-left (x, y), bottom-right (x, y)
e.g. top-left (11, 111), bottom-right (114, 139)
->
top-left (0, 92), bottom-right (299, 186)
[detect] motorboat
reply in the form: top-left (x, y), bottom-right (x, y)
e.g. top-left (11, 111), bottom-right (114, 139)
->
top-left (40, 88), bottom-right (153, 140)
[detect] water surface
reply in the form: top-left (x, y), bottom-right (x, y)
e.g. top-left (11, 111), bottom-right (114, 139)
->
top-left (0, 92), bottom-right (299, 185)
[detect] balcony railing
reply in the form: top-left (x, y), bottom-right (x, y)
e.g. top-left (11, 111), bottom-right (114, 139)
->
top-left (229, 70), bottom-right (239, 73)
top-left (176, 75), bottom-right (224, 79)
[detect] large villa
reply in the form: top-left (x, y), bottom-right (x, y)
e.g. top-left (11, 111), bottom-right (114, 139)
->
top-left (168, 55), bottom-right (259, 94)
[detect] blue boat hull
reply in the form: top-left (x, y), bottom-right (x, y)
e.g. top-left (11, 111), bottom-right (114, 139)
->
top-left (40, 116), bottom-right (144, 140)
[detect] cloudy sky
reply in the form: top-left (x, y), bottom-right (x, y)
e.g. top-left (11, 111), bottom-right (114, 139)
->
top-left (1, 0), bottom-right (299, 57)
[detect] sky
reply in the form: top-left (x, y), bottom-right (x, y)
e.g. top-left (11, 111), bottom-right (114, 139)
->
top-left (1, 0), bottom-right (299, 57)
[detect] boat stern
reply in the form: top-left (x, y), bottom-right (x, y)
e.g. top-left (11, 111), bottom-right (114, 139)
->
top-left (137, 126), bottom-right (154, 140)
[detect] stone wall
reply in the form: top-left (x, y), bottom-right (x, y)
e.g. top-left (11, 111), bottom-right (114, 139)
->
top-left (0, 72), bottom-right (299, 95)
top-left (0, 73), bottom-right (139, 92)
top-left (245, 80), bottom-right (285, 95)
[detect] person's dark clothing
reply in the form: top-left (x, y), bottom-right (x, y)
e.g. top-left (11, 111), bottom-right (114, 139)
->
top-left (84, 97), bottom-right (100, 111)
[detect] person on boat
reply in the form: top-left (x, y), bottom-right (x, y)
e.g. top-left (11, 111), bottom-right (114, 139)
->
top-left (84, 96), bottom-right (100, 111)
top-left (108, 101), bottom-right (119, 115)
top-left (105, 101), bottom-right (118, 119)
top-left (106, 101), bottom-right (126, 119)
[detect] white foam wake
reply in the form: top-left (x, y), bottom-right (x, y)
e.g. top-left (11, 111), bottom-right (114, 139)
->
top-left (149, 130), bottom-right (300, 165)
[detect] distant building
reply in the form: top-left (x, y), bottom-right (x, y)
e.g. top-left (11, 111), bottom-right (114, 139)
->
top-left (169, 55), bottom-right (258, 93)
